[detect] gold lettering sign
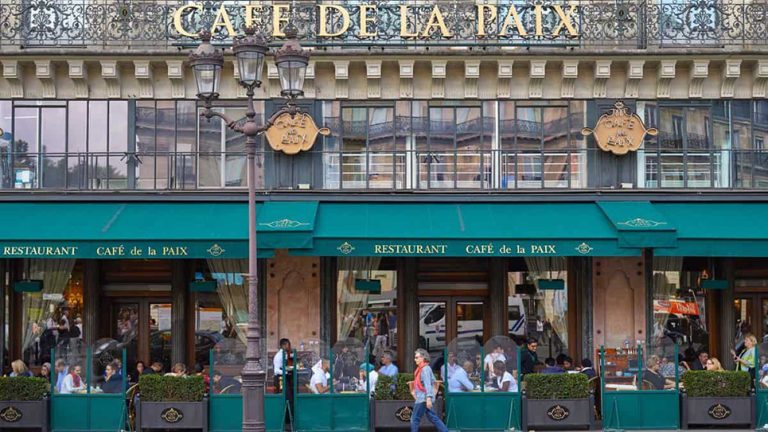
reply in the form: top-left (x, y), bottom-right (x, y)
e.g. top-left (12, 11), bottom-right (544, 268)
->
top-left (582, 101), bottom-right (658, 156)
top-left (265, 112), bottom-right (330, 155)
top-left (172, 3), bottom-right (580, 39)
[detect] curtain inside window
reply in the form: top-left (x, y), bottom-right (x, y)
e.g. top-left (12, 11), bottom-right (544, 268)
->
top-left (207, 259), bottom-right (248, 347)
top-left (524, 257), bottom-right (568, 351)
top-left (652, 256), bottom-right (684, 345)
top-left (336, 256), bottom-right (382, 341)
top-left (21, 259), bottom-right (76, 361)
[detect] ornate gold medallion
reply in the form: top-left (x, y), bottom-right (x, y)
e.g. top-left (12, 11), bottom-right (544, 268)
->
top-left (395, 406), bottom-right (412, 422)
top-left (265, 112), bottom-right (330, 155)
top-left (0, 406), bottom-right (22, 422)
top-left (161, 407), bottom-right (184, 423)
top-left (582, 101), bottom-right (658, 155)
top-left (708, 403), bottom-right (731, 420)
top-left (547, 404), bottom-right (570, 421)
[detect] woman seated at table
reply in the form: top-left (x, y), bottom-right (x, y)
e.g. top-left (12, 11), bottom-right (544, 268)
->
top-left (309, 359), bottom-right (330, 394)
top-left (706, 357), bottom-right (724, 372)
top-left (492, 360), bottom-right (518, 392)
top-left (448, 360), bottom-right (476, 392)
top-left (101, 362), bottom-right (123, 394)
top-left (61, 365), bottom-right (86, 394)
top-left (636, 355), bottom-right (674, 390)
top-left (356, 363), bottom-right (378, 396)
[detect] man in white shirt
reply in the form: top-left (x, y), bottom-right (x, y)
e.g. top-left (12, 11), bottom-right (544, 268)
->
top-left (272, 338), bottom-right (291, 391)
top-left (492, 361), bottom-right (518, 392)
top-left (60, 365), bottom-right (86, 394)
top-left (448, 361), bottom-right (476, 392)
top-left (445, 352), bottom-right (461, 380)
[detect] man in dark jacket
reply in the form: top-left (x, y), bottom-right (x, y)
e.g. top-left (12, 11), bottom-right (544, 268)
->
top-left (521, 338), bottom-right (539, 377)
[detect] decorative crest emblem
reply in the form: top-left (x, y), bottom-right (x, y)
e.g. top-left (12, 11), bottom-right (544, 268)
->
top-left (0, 406), bottom-right (22, 422)
top-left (617, 218), bottom-right (667, 228)
top-left (708, 403), bottom-right (731, 420)
top-left (394, 406), bottom-right (413, 422)
top-left (161, 407), bottom-right (184, 423)
top-left (207, 244), bottom-right (226, 257)
top-left (582, 101), bottom-right (658, 155)
top-left (265, 112), bottom-right (330, 155)
top-left (546, 404), bottom-right (570, 421)
top-left (259, 219), bottom-right (310, 229)
top-left (575, 242), bottom-right (593, 255)
top-left (337, 242), bottom-right (355, 255)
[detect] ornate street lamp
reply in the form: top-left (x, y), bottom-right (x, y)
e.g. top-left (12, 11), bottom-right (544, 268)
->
top-left (188, 26), bottom-right (308, 432)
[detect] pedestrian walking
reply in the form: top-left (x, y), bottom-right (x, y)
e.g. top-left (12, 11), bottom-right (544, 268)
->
top-left (410, 349), bottom-right (448, 432)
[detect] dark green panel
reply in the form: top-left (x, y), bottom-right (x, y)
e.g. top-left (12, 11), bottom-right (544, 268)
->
top-left (294, 394), bottom-right (369, 431)
top-left (445, 392), bottom-right (521, 430)
top-left (602, 391), bottom-right (680, 430)
top-left (209, 395), bottom-right (244, 432)
top-left (264, 394), bottom-right (287, 432)
top-left (51, 395), bottom-right (90, 431)
top-left (89, 395), bottom-right (126, 431)
top-left (757, 390), bottom-right (768, 427)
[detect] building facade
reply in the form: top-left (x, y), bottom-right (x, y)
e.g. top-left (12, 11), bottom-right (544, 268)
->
top-left (1, 0), bottom-right (768, 400)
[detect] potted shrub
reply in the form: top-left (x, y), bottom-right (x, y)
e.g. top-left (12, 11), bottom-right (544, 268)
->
top-left (372, 373), bottom-right (443, 430)
top-left (522, 373), bottom-right (593, 431)
top-left (0, 377), bottom-right (49, 431)
top-left (137, 375), bottom-right (207, 432)
top-left (681, 370), bottom-right (753, 429)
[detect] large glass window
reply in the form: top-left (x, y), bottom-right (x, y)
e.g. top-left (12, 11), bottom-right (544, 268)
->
top-left (650, 257), bottom-right (708, 374)
top-left (322, 102), bottom-right (406, 189)
top-left (194, 260), bottom-right (248, 368)
top-left (336, 258), bottom-right (397, 364)
top-left (21, 259), bottom-right (83, 367)
top-left (499, 101), bottom-right (586, 189)
top-left (507, 258), bottom-right (569, 362)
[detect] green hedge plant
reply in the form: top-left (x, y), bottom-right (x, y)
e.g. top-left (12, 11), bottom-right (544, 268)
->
top-left (682, 370), bottom-right (750, 397)
top-left (0, 377), bottom-right (49, 401)
top-left (373, 373), bottom-right (415, 401)
top-left (523, 373), bottom-right (589, 400)
top-left (139, 375), bottom-right (205, 402)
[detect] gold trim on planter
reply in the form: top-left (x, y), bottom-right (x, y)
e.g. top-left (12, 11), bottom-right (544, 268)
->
top-left (161, 407), bottom-right (184, 423)
top-left (547, 404), bottom-right (570, 421)
top-left (0, 406), bottom-right (22, 422)
top-left (394, 406), bottom-right (413, 422)
top-left (708, 403), bottom-right (731, 420)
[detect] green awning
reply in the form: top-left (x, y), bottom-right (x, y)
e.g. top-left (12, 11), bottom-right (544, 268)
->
top-left (597, 201), bottom-right (677, 248)
top-left (291, 203), bottom-right (639, 257)
top-left (654, 203), bottom-right (768, 257)
top-left (257, 201), bottom-right (317, 249)
top-left (0, 202), bottom-right (318, 259)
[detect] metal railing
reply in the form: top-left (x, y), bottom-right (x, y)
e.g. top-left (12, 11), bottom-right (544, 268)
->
top-left (3, 148), bottom-right (768, 191)
top-left (1, 0), bottom-right (767, 51)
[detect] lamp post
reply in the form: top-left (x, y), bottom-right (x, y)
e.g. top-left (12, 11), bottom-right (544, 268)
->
top-left (188, 26), bottom-right (309, 432)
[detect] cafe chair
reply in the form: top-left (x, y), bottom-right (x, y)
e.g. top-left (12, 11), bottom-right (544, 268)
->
top-left (587, 376), bottom-right (601, 419)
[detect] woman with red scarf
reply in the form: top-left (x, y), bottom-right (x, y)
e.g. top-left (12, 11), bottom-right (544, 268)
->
top-left (410, 349), bottom-right (448, 432)
top-left (60, 364), bottom-right (86, 394)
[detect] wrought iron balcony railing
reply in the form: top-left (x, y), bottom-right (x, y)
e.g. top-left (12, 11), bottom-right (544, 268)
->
top-left (2, 148), bottom-right (768, 191)
top-left (1, 0), bottom-right (767, 50)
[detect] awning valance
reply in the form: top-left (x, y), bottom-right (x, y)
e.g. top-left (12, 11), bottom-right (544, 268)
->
top-left (0, 202), bottom-right (318, 259)
top-left (654, 203), bottom-right (768, 257)
top-left (597, 201), bottom-right (677, 248)
top-left (292, 203), bottom-right (638, 257)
